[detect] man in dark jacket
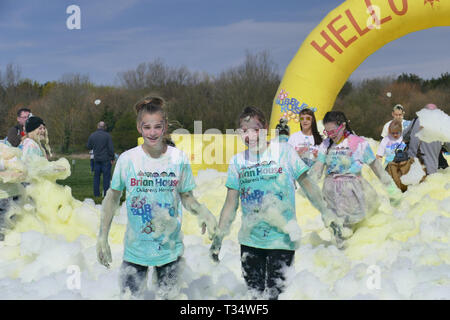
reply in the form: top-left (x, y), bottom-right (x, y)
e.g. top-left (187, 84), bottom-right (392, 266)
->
top-left (87, 121), bottom-right (115, 197)
top-left (7, 108), bottom-right (31, 147)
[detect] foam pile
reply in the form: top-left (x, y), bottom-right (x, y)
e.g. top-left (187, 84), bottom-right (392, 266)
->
top-left (0, 149), bottom-right (448, 300)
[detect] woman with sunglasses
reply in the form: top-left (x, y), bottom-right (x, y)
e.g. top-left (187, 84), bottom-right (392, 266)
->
top-left (287, 109), bottom-right (323, 167)
top-left (309, 111), bottom-right (401, 248)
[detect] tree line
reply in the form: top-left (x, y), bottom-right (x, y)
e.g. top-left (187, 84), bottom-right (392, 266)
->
top-left (336, 72), bottom-right (450, 138)
top-left (1, 53), bottom-right (449, 154)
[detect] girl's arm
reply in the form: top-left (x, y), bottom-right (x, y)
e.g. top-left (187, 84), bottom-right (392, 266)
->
top-left (209, 188), bottom-right (240, 262)
top-left (97, 188), bottom-right (122, 268)
top-left (376, 140), bottom-right (386, 160)
top-left (180, 191), bottom-right (217, 237)
top-left (307, 158), bottom-right (325, 181)
top-left (297, 171), bottom-right (335, 227)
top-left (369, 159), bottom-right (401, 205)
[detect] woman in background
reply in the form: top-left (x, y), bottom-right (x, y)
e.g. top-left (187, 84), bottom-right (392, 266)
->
top-left (288, 108), bottom-right (323, 167)
top-left (21, 116), bottom-right (52, 160)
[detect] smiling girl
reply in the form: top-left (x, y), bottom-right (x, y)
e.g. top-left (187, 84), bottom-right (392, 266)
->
top-left (21, 116), bottom-right (52, 160)
top-left (288, 108), bottom-right (323, 167)
top-left (210, 106), bottom-right (333, 300)
top-left (96, 96), bottom-right (217, 299)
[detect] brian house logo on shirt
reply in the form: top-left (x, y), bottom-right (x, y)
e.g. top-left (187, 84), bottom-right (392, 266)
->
top-left (131, 171), bottom-right (179, 188)
top-left (238, 161), bottom-right (283, 179)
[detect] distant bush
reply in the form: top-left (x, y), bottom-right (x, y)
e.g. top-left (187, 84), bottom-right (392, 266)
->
top-left (111, 111), bottom-right (140, 153)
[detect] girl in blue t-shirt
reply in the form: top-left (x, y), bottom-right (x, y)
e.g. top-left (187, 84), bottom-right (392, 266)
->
top-left (96, 96), bottom-right (217, 299)
top-left (209, 106), bottom-right (333, 300)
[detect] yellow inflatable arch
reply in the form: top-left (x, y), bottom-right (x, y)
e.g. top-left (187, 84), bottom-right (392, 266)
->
top-left (269, 0), bottom-right (450, 133)
top-left (140, 0), bottom-right (450, 174)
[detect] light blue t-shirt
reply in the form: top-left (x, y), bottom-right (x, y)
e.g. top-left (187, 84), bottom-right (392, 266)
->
top-left (111, 146), bottom-right (196, 267)
top-left (317, 135), bottom-right (376, 175)
top-left (226, 140), bottom-right (308, 251)
top-left (21, 138), bottom-right (45, 160)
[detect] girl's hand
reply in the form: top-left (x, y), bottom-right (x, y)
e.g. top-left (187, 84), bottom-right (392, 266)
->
top-left (201, 222), bottom-right (206, 235)
top-left (386, 181), bottom-right (402, 207)
top-left (312, 149), bottom-right (319, 158)
top-left (96, 236), bottom-right (112, 268)
top-left (296, 146), bottom-right (308, 156)
top-left (209, 235), bottom-right (222, 262)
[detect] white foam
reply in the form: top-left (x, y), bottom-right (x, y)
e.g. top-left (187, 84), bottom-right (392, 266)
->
top-left (0, 155), bottom-right (449, 299)
top-left (415, 108), bottom-right (450, 143)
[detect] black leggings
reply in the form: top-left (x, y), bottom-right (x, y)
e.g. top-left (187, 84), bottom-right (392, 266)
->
top-left (240, 245), bottom-right (295, 300)
top-left (120, 258), bottom-right (180, 297)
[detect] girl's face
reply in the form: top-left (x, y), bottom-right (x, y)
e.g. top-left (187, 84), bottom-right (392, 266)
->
top-left (389, 129), bottom-right (401, 140)
top-left (300, 113), bottom-right (313, 132)
top-left (324, 121), bottom-right (345, 142)
top-left (238, 116), bottom-right (266, 150)
top-left (137, 112), bottom-right (166, 148)
top-left (36, 124), bottom-right (46, 140)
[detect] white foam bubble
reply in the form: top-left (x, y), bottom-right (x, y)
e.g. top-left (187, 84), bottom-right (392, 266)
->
top-left (0, 152), bottom-right (449, 299)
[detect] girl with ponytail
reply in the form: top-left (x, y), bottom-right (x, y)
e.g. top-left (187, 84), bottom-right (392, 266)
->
top-left (97, 95), bottom-right (217, 299)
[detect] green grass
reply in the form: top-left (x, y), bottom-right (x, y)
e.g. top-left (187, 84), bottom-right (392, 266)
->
top-left (57, 157), bottom-right (112, 204)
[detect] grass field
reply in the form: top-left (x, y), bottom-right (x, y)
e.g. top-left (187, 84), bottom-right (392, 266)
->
top-left (57, 156), bottom-right (112, 204)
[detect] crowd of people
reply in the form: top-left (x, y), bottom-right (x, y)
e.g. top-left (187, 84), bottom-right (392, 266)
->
top-left (0, 99), bottom-right (449, 300)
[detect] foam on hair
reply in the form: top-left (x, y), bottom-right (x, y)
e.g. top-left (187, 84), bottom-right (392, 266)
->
top-left (238, 106), bottom-right (267, 128)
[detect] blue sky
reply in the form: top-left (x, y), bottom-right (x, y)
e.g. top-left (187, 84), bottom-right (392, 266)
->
top-left (0, 0), bottom-right (449, 85)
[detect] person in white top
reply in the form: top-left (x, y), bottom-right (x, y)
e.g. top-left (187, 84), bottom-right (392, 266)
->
top-left (381, 104), bottom-right (411, 139)
top-left (287, 108), bottom-right (323, 167)
top-left (377, 119), bottom-right (406, 167)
